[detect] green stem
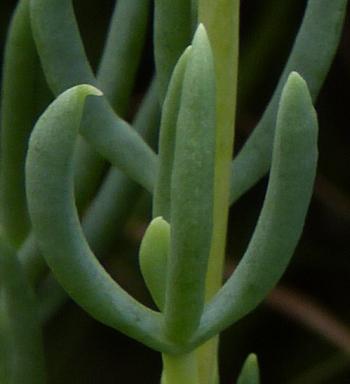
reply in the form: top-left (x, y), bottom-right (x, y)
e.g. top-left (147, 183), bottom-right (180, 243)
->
top-left (197, 1), bottom-right (239, 383)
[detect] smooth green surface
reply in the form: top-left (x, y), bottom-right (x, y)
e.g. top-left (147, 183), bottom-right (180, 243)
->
top-left (0, 238), bottom-right (45, 384)
top-left (29, 0), bottom-right (96, 92)
top-left (80, 97), bottom-right (158, 193)
top-left (97, 0), bottom-right (149, 114)
top-left (82, 79), bottom-right (160, 255)
top-left (15, 0), bottom-right (157, 296)
top-left (76, 0), bottom-right (150, 208)
top-left (199, 0), bottom-right (239, 301)
top-left (0, 300), bottom-right (11, 383)
top-left (0, 0), bottom-right (339, 381)
top-left (230, 0), bottom-right (347, 203)
top-left (30, 0), bottom-right (157, 193)
top-left (139, 217), bottom-right (170, 311)
top-left (162, 352), bottom-right (199, 384)
top-left (154, 0), bottom-right (192, 102)
top-left (75, 0), bottom-right (149, 208)
top-left (18, 79), bottom-right (160, 319)
top-left (164, 25), bottom-right (216, 343)
top-left (195, 72), bottom-right (318, 345)
top-left (0, 0), bottom-right (39, 246)
top-left (18, 233), bottom-right (45, 285)
top-left (153, 47), bottom-right (191, 220)
top-left (25, 85), bottom-right (173, 353)
top-left (237, 354), bottom-right (260, 384)
top-left (197, 2), bottom-right (239, 382)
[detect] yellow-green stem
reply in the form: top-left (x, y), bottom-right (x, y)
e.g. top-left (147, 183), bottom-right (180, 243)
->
top-left (162, 352), bottom-right (199, 384)
top-left (197, 1), bottom-right (239, 383)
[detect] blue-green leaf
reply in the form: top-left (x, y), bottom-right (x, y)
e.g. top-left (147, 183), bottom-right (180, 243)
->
top-left (26, 85), bottom-right (173, 353)
top-left (230, 0), bottom-right (347, 203)
top-left (153, 47), bottom-right (191, 220)
top-left (30, 0), bottom-right (157, 195)
top-left (154, 0), bottom-right (192, 101)
top-left (164, 25), bottom-right (216, 343)
top-left (195, 72), bottom-right (318, 345)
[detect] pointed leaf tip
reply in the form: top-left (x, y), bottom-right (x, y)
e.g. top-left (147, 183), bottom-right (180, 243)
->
top-left (237, 353), bottom-right (260, 384)
top-left (284, 71), bottom-right (310, 100)
top-left (72, 84), bottom-right (103, 98)
top-left (192, 23), bottom-right (210, 47)
top-left (278, 72), bottom-right (316, 135)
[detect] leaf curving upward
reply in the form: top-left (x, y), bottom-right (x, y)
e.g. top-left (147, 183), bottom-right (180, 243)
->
top-left (194, 72), bottom-right (318, 346)
top-left (26, 85), bottom-right (174, 353)
top-left (230, 0), bottom-right (347, 203)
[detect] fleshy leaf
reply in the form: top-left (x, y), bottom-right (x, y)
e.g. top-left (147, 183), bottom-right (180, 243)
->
top-left (139, 217), bottom-right (170, 311)
top-left (26, 85), bottom-right (174, 353)
top-left (194, 72), bottom-right (318, 346)
top-left (164, 24), bottom-right (216, 343)
top-left (237, 354), bottom-right (260, 384)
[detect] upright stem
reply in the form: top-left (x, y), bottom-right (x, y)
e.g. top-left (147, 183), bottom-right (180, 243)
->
top-left (197, 1), bottom-right (239, 383)
top-left (162, 353), bottom-right (199, 384)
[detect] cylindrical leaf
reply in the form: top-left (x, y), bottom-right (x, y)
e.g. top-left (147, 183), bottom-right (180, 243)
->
top-left (30, 0), bottom-right (158, 194)
top-left (195, 72), bottom-right (318, 345)
top-left (154, 0), bottom-right (192, 101)
top-left (164, 25), bottom-right (216, 343)
top-left (230, 0), bottom-right (347, 203)
top-left (26, 85), bottom-right (173, 353)
top-left (153, 47), bottom-right (191, 220)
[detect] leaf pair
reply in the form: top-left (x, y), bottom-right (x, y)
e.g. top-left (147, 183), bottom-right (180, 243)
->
top-left (138, 28), bottom-right (318, 351)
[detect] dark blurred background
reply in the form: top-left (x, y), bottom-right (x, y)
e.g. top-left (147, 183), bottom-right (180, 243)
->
top-left (0, 1), bottom-right (350, 383)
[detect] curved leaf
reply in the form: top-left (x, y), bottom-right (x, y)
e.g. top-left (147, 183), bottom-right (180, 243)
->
top-left (30, 0), bottom-right (157, 194)
top-left (195, 72), bottom-right (318, 345)
top-left (230, 0), bottom-right (347, 203)
top-left (26, 85), bottom-right (173, 353)
top-left (18, 81), bottom-right (161, 321)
